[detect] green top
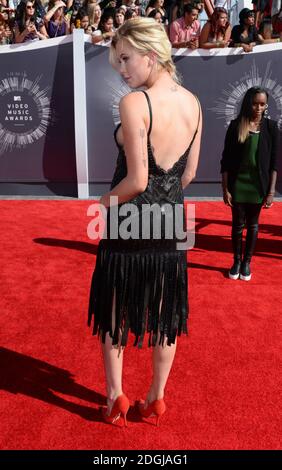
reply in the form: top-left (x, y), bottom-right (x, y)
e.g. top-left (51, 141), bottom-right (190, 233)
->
top-left (233, 131), bottom-right (264, 204)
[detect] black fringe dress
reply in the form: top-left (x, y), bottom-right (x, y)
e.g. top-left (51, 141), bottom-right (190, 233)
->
top-left (88, 91), bottom-right (199, 348)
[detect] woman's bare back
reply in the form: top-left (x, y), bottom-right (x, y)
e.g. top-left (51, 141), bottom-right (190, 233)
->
top-left (116, 85), bottom-right (200, 173)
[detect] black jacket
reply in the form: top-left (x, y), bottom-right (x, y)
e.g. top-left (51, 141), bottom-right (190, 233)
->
top-left (220, 117), bottom-right (279, 196)
top-left (230, 25), bottom-right (260, 46)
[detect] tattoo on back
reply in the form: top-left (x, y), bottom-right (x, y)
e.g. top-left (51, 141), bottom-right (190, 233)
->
top-left (140, 128), bottom-right (147, 168)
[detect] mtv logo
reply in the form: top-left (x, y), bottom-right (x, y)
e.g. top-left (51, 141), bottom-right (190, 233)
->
top-left (14, 96), bottom-right (21, 102)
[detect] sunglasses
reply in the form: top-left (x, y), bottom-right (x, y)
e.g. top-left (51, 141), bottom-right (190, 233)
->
top-left (26, 5), bottom-right (35, 9)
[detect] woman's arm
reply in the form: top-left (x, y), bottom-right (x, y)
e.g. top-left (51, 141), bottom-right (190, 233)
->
top-left (14, 23), bottom-right (31, 43)
top-left (224, 24), bottom-right (232, 43)
top-left (267, 170), bottom-right (277, 195)
top-left (203, 0), bottom-right (214, 18)
top-left (264, 170), bottom-right (277, 208)
top-left (257, 33), bottom-right (265, 43)
top-left (44, 1), bottom-right (66, 23)
top-left (199, 22), bottom-right (211, 48)
top-left (262, 37), bottom-right (281, 44)
top-left (37, 23), bottom-right (49, 39)
top-left (220, 121), bottom-right (235, 172)
top-left (220, 121), bottom-right (236, 205)
top-left (64, 15), bottom-right (70, 34)
top-left (222, 171), bottom-right (232, 206)
top-left (100, 93), bottom-right (149, 208)
top-left (146, 7), bottom-right (154, 15)
top-left (200, 23), bottom-right (232, 49)
top-left (232, 42), bottom-right (255, 52)
top-left (181, 98), bottom-right (202, 189)
top-left (171, 5), bottom-right (178, 23)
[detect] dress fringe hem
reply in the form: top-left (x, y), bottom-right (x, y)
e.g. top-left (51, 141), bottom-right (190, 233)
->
top-left (88, 244), bottom-right (188, 348)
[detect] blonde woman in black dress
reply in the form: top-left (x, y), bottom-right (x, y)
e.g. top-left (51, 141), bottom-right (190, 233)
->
top-left (88, 18), bottom-right (202, 426)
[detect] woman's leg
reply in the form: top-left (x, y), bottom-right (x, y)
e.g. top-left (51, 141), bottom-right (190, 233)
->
top-left (145, 337), bottom-right (177, 404)
top-left (241, 203), bottom-right (262, 279)
top-left (101, 334), bottom-right (124, 413)
top-left (229, 203), bottom-right (246, 279)
top-left (101, 290), bottom-right (124, 414)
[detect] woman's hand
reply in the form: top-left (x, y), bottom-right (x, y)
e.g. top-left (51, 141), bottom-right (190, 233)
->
top-left (221, 39), bottom-right (231, 47)
top-left (241, 43), bottom-right (253, 53)
top-left (25, 23), bottom-right (36, 36)
top-left (104, 30), bottom-right (115, 39)
top-left (4, 27), bottom-right (12, 39)
top-left (223, 189), bottom-right (232, 207)
top-left (263, 193), bottom-right (274, 209)
top-left (55, 0), bottom-right (66, 7)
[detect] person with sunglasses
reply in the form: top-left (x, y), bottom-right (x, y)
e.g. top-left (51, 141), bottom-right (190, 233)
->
top-left (14, 0), bottom-right (48, 42)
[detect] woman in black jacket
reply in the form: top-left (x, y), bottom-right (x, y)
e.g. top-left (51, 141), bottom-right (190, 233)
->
top-left (230, 8), bottom-right (264, 53)
top-left (221, 86), bottom-right (279, 281)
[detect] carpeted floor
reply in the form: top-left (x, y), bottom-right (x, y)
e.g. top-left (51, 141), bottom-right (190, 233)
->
top-left (0, 201), bottom-right (281, 450)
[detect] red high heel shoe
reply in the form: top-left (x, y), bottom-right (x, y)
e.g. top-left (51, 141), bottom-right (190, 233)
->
top-left (138, 398), bottom-right (166, 426)
top-left (101, 394), bottom-right (130, 427)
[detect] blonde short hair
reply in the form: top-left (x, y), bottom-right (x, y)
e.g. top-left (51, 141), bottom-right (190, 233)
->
top-left (110, 17), bottom-right (180, 83)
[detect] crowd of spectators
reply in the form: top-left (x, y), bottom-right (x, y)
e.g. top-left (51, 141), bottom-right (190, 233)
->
top-left (0, 0), bottom-right (281, 51)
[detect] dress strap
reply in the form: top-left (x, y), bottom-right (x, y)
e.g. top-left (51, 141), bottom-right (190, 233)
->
top-left (189, 94), bottom-right (201, 148)
top-left (141, 90), bottom-right (153, 137)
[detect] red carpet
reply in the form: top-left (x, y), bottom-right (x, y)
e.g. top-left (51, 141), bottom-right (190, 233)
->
top-left (0, 200), bottom-right (281, 450)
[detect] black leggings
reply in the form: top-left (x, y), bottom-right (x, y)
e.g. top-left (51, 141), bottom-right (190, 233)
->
top-left (232, 203), bottom-right (262, 231)
top-left (231, 202), bottom-right (263, 260)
